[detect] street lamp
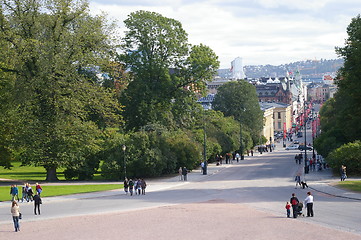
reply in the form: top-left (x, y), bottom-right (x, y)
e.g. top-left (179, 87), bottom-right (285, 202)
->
top-left (203, 106), bottom-right (208, 175)
top-left (122, 144), bottom-right (127, 179)
top-left (303, 99), bottom-right (308, 174)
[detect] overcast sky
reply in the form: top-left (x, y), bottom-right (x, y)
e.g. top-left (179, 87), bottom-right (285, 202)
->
top-left (89, 0), bottom-right (359, 68)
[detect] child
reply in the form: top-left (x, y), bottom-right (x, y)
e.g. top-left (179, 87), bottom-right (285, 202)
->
top-left (285, 202), bottom-right (291, 218)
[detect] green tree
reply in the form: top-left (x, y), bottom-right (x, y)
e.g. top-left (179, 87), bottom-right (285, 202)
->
top-left (120, 10), bottom-right (219, 130)
top-left (327, 141), bottom-right (361, 175)
top-left (0, 0), bottom-right (121, 181)
top-left (212, 80), bottom-right (264, 150)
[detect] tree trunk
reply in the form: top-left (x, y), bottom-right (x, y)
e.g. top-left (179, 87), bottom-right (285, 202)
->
top-left (45, 166), bottom-right (59, 182)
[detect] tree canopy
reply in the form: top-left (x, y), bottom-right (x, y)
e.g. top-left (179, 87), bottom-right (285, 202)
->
top-left (120, 10), bottom-right (219, 130)
top-left (212, 80), bottom-right (264, 148)
top-left (0, 0), bottom-right (122, 180)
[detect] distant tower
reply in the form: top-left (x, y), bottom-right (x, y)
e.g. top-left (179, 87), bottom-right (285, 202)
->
top-left (231, 57), bottom-right (246, 79)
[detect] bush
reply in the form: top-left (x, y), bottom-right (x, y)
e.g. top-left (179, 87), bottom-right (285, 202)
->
top-left (327, 140), bottom-right (361, 175)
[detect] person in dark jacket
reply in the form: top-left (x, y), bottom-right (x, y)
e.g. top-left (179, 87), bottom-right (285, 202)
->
top-left (33, 192), bottom-right (42, 215)
top-left (182, 167), bottom-right (188, 181)
top-left (290, 193), bottom-right (299, 218)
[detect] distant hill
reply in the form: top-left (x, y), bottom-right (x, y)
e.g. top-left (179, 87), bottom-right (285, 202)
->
top-left (218, 59), bottom-right (344, 79)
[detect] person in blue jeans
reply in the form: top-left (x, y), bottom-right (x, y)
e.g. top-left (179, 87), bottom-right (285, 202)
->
top-left (11, 201), bottom-right (21, 232)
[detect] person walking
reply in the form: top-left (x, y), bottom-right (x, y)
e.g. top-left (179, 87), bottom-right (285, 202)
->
top-left (10, 185), bottom-right (19, 202)
top-left (33, 192), bottom-right (42, 215)
top-left (21, 183), bottom-right (27, 202)
top-left (304, 191), bottom-right (314, 217)
top-left (140, 178), bottom-right (147, 195)
top-left (35, 183), bottom-right (43, 196)
top-left (178, 167), bottom-right (183, 181)
top-left (11, 201), bottom-right (21, 232)
top-left (182, 167), bottom-right (188, 181)
top-left (290, 193), bottom-right (299, 218)
top-left (123, 178), bottom-right (129, 195)
top-left (294, 172), bottom-right (301, 189)
top-left (340, 165), bottom-right (347, 181)
top-left (128, 179), bottom-right (134, 196)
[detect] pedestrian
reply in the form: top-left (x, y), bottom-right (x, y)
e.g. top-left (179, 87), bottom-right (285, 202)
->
top-left (33, 192), bottom-right (42, 215)
top-left (178, 167), bottom-right (183, 181)
top-left (340, 165), bottom-right (347, 181)
top-left (35, 183), bottom-right (43, 196)
top-left (294, 172), bottom-right (301, 189)
top-left (136, 178), bottom-right (141, 195)
top-left (250, 150), bottom-right (253, 156)
top-left (21, 184), bottom-right (26, 202)
top-left (10, 185), bottom-right (19, 202)
top-left (123, 178), bottom-right (129, 195)
top-left (140, 178), bottom-right (147, 195)
top-left (290, 193), bottom-right (299, 218)
top-left (11, 201), bottom-right (21, 232)
top-left (26, 183), bottom-right (33, 202)
top-left (134, 179), bottom-right (138, 195)
top-left (200, 161), bottom-right (204, 173)
top-left (304, 191), bottom-right (314, 217)
top-left (285, 202), bottom-right (291, 218)
top-left (182, 167), bottom-right (188, 181)
top-left (128, 179), bottom-right (134, 196)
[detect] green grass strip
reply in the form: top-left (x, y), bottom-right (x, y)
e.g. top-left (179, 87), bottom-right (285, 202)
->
top-left (0, 184), bottom-right (122, 202)
top-left (336, 180), bottom-right (361, 193)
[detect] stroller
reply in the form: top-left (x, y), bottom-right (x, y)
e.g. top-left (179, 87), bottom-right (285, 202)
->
top-left (297, 202), bottom-right (304, 217)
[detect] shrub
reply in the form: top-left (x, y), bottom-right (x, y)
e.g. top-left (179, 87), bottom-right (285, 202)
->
top-left (327, 140), bottom-right (361, 175)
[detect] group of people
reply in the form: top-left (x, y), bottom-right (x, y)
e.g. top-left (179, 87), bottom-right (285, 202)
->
top-left (9, 182), bottom-right (43, 232)
top-left (123, 178), bottom-right (147, 196)
top-left (286, 192), bottom-right (314, 218)
top-left (179, 167), bottom-right (188, 181)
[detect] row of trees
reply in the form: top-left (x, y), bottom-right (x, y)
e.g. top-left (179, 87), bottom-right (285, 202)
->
top-left (0, 0), bottom-right (265, 181)
top-left (314, 15), bottom-right (361, 175)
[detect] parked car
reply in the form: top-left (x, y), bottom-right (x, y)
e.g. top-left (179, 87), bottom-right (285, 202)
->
top-left (298, 145), bottom-right (313, 151)
top-left (286, 144), bottom-right (299, 150)
top-left (293, 140), bottom-right (299, 144)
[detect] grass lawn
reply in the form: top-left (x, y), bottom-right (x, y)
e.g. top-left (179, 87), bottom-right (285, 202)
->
top-left (0, 184), bottom-right (122, 202)
top-left (336, 180), bottom-right (361, 193)
top-left (0, 161), bottom-right (104, 181)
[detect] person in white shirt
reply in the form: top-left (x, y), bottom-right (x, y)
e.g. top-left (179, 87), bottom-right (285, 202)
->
top-left (304, 191), bottom-right (314, 217)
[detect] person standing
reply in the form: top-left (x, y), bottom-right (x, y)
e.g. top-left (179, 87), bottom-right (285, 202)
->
top-left (340, 165), bottom-right (347, 181)
top-left (290, 193), bottom-right (299, 218)
top-left (123, 178), bottom-right (129, 195)
top-left (304, 191), bottom-right (314, 217)
top-left (33, 192), bottom-right (42, 215)
top-left (11, 201), bottom-right (20, 232)
top-left (21, 183), bottom-right (27, 202)
top-left (285, 202), bottom-right (291, 218)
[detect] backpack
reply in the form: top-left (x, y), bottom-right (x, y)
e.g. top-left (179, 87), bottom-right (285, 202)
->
top-left (291, 198), bottom-right (298, 205)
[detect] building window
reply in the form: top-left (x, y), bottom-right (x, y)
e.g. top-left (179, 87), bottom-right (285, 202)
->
top-left (278, 112), bottom-right (281, 119)
top-left (278, 122), bottom-right (282, 129)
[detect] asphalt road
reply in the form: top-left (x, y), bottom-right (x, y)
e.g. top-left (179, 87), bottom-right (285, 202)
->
top-left (0, 131), bottom-right (360, 239)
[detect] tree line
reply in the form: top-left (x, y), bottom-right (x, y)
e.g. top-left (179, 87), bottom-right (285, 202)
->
top-left (314, 14), bottom-right (361, 175)
top-left (0, 0), bottom-right (264, 181)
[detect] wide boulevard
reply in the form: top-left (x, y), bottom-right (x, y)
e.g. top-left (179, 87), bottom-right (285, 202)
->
top-left (1, 133), bottom-right (360, 239)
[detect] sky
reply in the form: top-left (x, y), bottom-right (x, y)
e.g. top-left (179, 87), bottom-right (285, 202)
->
top-left (89, 0), bottom-right (360, 69)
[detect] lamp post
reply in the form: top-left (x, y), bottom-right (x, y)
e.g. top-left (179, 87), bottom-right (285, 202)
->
top-left (203, 111), bottom-right (207, 175)
top-left (303, 99), bottom-right (308, 174)
top-left (122, 145), bottom-right (127, 180)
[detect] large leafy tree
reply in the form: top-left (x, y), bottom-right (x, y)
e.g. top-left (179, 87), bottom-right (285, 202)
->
top-left (120, 10), bottom-right (219, 130)
top-left (0, 0), bottom-right (121, 180)
top-left (316, 15), bottom-right (361, 158)
top-left (334, 14), bottom-right (361, 142)
top-left (212, 80), bottom-right (264, 148)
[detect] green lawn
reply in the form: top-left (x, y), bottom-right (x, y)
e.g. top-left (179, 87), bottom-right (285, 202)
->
top-left (336, 180), bottom-right (361, 193)
top-left (0, 161), bottom-right (104, 181)
top-left (1, 184), bottom-right (122, 202)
